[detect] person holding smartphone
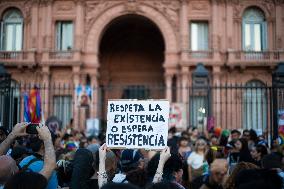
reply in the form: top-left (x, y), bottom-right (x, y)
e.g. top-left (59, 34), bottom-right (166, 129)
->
top-left (0, 122), bottom-right (56, 189)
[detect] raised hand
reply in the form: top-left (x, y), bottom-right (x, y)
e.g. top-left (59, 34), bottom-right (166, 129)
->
top-left (159, 146), bottom-right (171, 163)
top-left (11, 122), bottom-right (29, 137)
top-left (99, 143), bottom-right (107, 162)
top-left (36, 124), bottom-right (52, 141)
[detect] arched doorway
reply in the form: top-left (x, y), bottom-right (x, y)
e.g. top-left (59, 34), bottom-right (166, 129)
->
top-left (98, 14), bottom-right (165, 118)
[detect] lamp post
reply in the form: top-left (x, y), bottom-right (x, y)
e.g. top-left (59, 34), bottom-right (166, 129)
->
top-left (0, 64), bottom-right (11, 131)
top-left (272, 63), bottom-right (284, 141)
top-left (192, 63), bottom-right (210, 130)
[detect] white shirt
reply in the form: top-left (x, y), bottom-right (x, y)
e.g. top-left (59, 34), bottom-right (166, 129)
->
top-left (187, 151), bottom-right (204, 169)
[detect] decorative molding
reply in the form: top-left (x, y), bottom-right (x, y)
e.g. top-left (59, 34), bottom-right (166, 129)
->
top-left (142, 0), bottom-right (180, 29)
top-left (124, 0), bottom-right (140, 13)
top-left (85, 1), bottom-right (120, 34)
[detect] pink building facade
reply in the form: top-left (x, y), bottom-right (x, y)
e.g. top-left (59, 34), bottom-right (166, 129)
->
top-left (0, 0), bottom-right (284, 131)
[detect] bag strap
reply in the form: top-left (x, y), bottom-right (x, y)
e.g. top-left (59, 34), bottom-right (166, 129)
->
top-left (21, 157), bottom-right (43, 172)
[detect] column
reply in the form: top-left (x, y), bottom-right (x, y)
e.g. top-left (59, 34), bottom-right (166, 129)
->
top-left (181, 66), bottom-right (189, 104)
top-left (268, 18), bottom-right (274, 50)
top-left (165, 74), bottom-right (173, 102)
top-left (226, 1), bottom-right (233, 49)
top-left (31, 2), bottom-right (38, 49)
top-left (212, 0), bottom-right (219, 50)
top-left (42, 66), bottom-right (50, 121)
top-left (275, 3), bottom-right (283, 49)
top-left (45, 1), bottom-right (53, 49)
top-left (38, 3), bottom-right (46, 50)
top-left (75, 1), bottom-right (84, 50)
top-left (180, 0), bottom-right (189, 61)
top-left (213, 66), bottom-right (221, 128)
top-left (90, 74), bottom-right (99, 118)
top-left (73, 66), bottom-right (80, 130)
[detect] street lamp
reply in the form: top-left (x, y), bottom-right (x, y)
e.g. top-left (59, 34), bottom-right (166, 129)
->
top-left (0, 63), bottom-right (12, 131)
top-left (272, 62), bottom-right (284, 141)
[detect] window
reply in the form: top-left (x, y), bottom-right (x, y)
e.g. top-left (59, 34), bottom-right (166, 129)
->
top-left (0, 9), bottom-right (23, 51)
top-left (243, 80), bottom-right (267, 130)
top-left (243, 8), bottom-right (267, 51)
top-left (121, 85), bottom-right (150, 99)
top-left (190, 96), bottom-right (208, 128)
top-left (56, 21), bottom-right (73, 51)
top-left (190, 22), bottom-right (209, 51)
top-left (53, 96), bottom-right (72, 128)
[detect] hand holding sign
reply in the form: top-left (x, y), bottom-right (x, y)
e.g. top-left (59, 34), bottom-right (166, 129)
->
top-left (159, 146), bottom-right (171, 163)
top-left (106, 100), bottom-right (169, 150)
top-left (99, 143), bottom-right (107, 162)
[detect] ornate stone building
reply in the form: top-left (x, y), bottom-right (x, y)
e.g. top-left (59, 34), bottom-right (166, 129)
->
top-left (0, 0), bottom-right (284, 131)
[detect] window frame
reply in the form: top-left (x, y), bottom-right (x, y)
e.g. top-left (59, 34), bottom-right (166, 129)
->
top-left (55, 20), bottom-right (74, 51)
top-left (0, 8), bottom-right (24, 51)
top-left (189, 21), bottom-right (209, 51)
top-left (242, 7), bottom-right (267, 51)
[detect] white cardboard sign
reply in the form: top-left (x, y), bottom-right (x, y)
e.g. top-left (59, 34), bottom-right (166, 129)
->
top-left (106, 100), bottom-right (169, 150)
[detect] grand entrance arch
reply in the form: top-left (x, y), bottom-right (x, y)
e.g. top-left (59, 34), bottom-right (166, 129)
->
top-left (98, 14), bottom-right (165, 118)
top-left (84, 3), bottom-right (179, 119)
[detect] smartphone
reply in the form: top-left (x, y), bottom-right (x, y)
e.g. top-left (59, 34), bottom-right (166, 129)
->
top-left (26, 123), bottom-right (39, 134)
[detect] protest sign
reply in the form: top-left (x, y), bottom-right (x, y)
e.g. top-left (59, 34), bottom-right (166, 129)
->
top-left (106, 100), bottom-right (169, 150)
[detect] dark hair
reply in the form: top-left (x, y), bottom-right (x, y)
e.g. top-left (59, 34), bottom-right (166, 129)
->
top-left (126, 168), bottom-right (147, 188)
top-left (235, 169), bottom-right (283, 189)
top-left (261, 153), bottom-right (282, 169)
top-left (255, 144), bottom-right (268, 158)
top-left (4, 172), bottom-right (47, 189)
top-left (192, 127), bottom-right (198, 132)
top-left (205, 147), bottom-right (217, 166)
top-left (87, 135), bottom-right (98, 143)
top-left (147, 182), bottom-right (181, 189)
top-left (168, 127), bottom-right (176, 134)
top-left (101, 183), bottom-right (138, 189)
top-left (163, 154), bottom-right (183, 182)
top-left (239, 138), bottom-right (249, 153)
top-left (10, 146), bottom-right (28, 162)
top-left (249, 129), bottom-right (258, 142)
top-left (62, 134), bottom-right (71, 141)
top-left (28, 137), bottom-right (43, 153)
top-left (147, 154), bottom-right (160, 179)
top-left (178, 137), bottom-right (189, 146)
top-left (219, 134), bottom-right (229, 146)
top-left (243, 130), bottom-right (250, 135)
top-left (231, 129), bottom-right (241, 135)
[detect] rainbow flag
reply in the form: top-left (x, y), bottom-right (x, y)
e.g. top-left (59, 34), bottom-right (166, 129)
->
top-left (24, 88), bottom-right (41, 123)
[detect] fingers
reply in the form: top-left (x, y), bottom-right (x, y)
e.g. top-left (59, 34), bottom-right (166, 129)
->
top-left (21, 122), bottom-right (30, 128)
top-left (100, 143), bottom-right (107, 151)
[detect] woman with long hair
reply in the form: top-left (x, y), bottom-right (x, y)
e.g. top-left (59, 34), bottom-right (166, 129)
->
top-left (187, 138), bottom-right (208, 183)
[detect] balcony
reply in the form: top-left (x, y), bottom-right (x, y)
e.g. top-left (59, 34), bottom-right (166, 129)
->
top-left (0, 51), bottom-right (36, 67)
top-left (227, 50), bottom-right (284, 67)
top-left (184, 50), bottom-right (224, 66)
top-left (41, 50), bottom-right (82, 66)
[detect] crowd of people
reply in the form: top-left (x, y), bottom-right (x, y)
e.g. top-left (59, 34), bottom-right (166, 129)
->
top-left (0, 122), bottom-right (283, 189)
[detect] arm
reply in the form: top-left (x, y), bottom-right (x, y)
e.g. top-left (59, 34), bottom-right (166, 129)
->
top-left (153, 147), bottom-right (171, 183)
top-left (98, 143), bottom-right (108, 189)
top-left (37, 124), bottom-right (56, 180)
top-left (188, 165), bottom-right (192, 183)
top-left (0, 122), bottom-right (29, 155)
